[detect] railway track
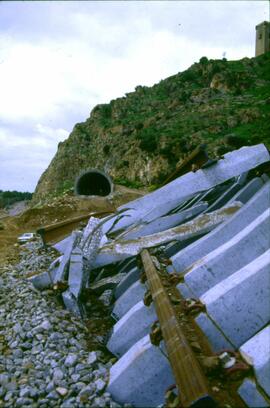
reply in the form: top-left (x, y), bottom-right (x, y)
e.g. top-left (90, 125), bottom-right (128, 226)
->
top-left (140, 249), bottom-right (215, 408)
top-left (30, 144), bottom-right (270, 407)
top-left (36, 210), bottom-right (114, 246)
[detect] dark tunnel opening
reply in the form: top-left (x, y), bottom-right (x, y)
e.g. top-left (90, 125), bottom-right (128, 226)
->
top-left (75, 170), bottom-right (113, 197)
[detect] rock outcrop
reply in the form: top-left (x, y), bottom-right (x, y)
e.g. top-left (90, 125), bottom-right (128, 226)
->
top-left (34, 52), bottom-right (270, 202)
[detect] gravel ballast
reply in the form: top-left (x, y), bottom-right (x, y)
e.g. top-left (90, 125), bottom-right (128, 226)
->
top-left (0, 241), bottom-right (122, 408)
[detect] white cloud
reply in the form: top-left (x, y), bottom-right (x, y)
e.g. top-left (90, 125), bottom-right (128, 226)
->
top-left (0, 0), bottom-right (268, 191)
top-left (0, 124), bottom-right (68, 149)
top-left (0, 124), bottom-right (69, 191)
top-left (1, 1), bottom-right (267, 124)
top-left (0, 40), bottom-right (81, 122)
top-left (36, 124), bottom-right (69, 141)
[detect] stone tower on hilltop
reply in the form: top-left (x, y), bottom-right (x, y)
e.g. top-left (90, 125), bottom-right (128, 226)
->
top-left (255, 21), bottom-right (270, 56)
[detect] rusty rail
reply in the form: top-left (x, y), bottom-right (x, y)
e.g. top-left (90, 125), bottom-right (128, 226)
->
top-left (161, 144), bottom-right (209, 187)
top-left (37, 211), bottom-right (113, 246)
top-left (141, 249), bottom-right (214, 407)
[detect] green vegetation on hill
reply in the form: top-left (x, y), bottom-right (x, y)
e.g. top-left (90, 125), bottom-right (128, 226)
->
top-left (34, 52), bottom-right (270, 201)
top-left (0, 191), bottom-right (33, 209)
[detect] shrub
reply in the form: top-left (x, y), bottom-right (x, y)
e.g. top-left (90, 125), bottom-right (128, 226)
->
top-left (55, 180), bottom-right (74, 196)
top-left (0, 191), bottom-right (33, 208)
top-left (137, 127), bottom-right (158, 153)
top-left (114, 178), bottom-right (143, 189)
top-left (199, 56), bottom-right (208, 65)
top-left (225, 134), bottom-right (244, 148)
top-left (216, 145), bottom-right (231, 156)
top-left (181, 70), bottom-right (197, 82)
top-left (74, 123), bottom-right (91, 141)
top-left (103, 145), bottom-right (110, 155)
top-left (135, 122), bottom-right (144, 131)
top-left (98, 104), bottom-right (112, 119)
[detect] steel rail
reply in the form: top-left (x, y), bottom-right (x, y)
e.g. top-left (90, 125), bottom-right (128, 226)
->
top-left (141, 249), bottom-right (214, 408)
top-left (37, 211), bottom-right (113, 246)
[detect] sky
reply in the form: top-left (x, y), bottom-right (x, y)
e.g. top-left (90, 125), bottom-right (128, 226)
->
top-left (0, 1), bottom-right (269, 193)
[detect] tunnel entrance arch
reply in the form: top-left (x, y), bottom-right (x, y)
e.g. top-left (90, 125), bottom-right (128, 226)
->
top-left (75, 169), bottom-right (113, 197)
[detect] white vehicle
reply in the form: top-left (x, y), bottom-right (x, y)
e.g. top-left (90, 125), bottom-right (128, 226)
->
top-left (17, 232), bottom-right (36, 244)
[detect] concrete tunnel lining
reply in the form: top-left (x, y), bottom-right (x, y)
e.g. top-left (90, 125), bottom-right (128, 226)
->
top-left (75, 169), bottom-right (113, 197)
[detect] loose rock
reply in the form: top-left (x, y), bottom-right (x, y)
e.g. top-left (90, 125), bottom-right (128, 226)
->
top-left (0, 241), bottom-right (120, 407)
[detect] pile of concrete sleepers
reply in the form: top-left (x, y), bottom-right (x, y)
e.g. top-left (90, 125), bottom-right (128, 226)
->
top-left (31, 144), bottom-right (270, 407)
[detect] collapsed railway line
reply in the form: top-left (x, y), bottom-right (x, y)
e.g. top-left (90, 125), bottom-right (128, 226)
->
top-left (26, 143), bottom-right (270, 407)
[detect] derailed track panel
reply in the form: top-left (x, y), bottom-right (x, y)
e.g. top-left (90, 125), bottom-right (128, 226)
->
top-left (37, 211), bottom-right (113, 246)
top-left (28, 145), bottom-right (270, 408)
top-left (141, 249), bottom-right (213, 407)
top-left (140, 249), bottom-right (247, 408)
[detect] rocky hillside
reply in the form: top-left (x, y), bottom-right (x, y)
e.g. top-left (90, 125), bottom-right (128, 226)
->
top-left (34, 52), bottom-right (270, 201)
